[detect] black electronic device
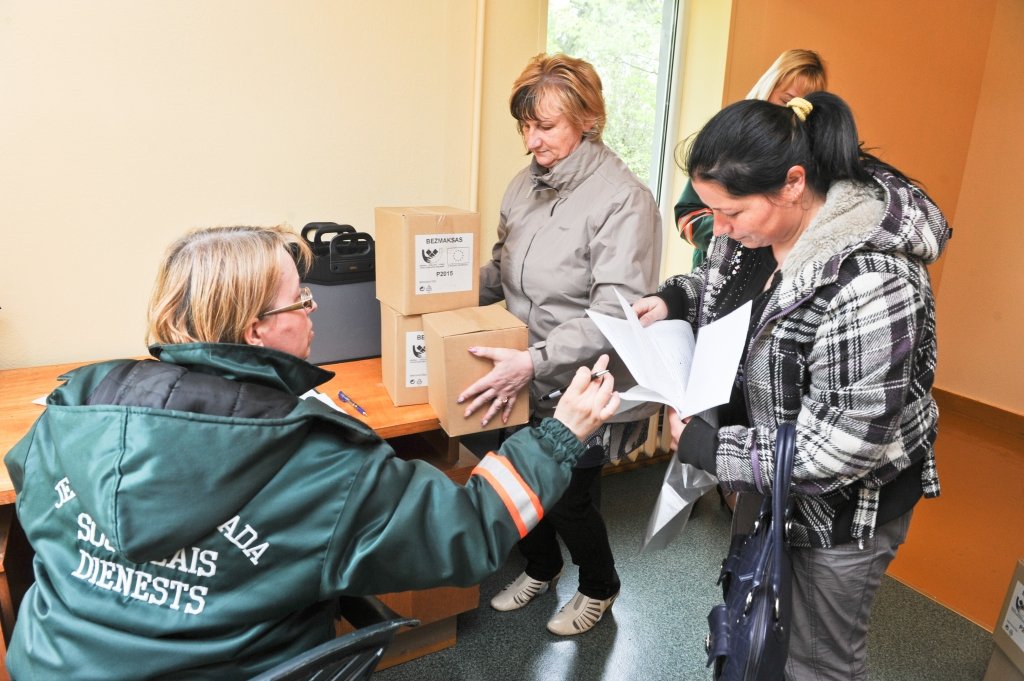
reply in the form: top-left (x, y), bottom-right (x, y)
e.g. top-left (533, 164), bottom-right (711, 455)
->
top-left (300, 222), bottom-right (381, 364)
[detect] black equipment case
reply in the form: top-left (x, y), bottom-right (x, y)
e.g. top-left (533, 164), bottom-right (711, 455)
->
top-left (300, 222), bottom-right (380, 365)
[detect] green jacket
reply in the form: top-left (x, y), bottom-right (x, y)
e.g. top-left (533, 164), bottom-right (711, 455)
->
top-left (673, 179), bottom-right (714, 269)
top-left (4, 343), bottom-right (584, 680)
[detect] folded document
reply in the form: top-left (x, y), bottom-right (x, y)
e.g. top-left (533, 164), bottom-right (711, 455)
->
top-left (586, 289), bottom-right (751, 418)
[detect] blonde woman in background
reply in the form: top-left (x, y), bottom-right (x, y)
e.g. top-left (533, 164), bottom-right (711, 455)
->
top-left (675, 49), bottom-right (828, 270)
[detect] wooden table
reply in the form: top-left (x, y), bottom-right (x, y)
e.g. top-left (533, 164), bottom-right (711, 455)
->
top-left (0, 356), bottom-right (479, 673)
top-left (0, 357), bottom-right (441, 459)
top-left (0, 361), bottom-right (88, 505)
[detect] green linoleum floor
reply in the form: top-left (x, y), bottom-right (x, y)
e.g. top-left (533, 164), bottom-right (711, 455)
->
top-left (375, 462), bottom-right (993, 681)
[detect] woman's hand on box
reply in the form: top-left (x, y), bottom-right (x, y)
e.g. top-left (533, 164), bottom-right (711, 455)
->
top-left (457, 347), bottom-right (534, 427)
top-left (552, 354), bottom-right (620, 441)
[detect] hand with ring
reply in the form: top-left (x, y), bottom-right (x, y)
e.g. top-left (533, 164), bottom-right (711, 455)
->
top-left (456, 347), bottom-right (535, 427)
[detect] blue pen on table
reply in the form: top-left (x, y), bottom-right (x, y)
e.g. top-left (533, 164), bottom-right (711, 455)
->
top-left (336, 389), bottom-right (368, 416)
top-left (539, 369), bottom-right (611, 401)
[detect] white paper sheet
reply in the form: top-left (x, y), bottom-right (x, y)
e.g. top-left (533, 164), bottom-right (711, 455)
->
top-left (680, 299), bottom-right (752, 416)
top-left (300, 389), bottom-right (343, 412)
top-left (586, 288), bottom-right (750, 418)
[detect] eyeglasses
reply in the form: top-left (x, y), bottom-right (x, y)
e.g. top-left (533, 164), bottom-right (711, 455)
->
top-left (258, 286), bottom-right (315, 318)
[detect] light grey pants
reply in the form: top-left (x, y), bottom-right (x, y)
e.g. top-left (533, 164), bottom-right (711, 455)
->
top-left (784, 509), bottom-right (914, 681)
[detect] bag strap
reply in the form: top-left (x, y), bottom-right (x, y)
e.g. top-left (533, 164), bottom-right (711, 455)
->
top-left (772, 424), bottom-right (795, 525)
top-left (740, 424), bottom-right (796, 614)
top-left (768, 423), bottom-right (796, 614)
top-left (772, 423), bottom-right (795, 520)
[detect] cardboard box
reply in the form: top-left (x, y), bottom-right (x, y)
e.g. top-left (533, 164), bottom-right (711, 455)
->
top-left (984, 645), bottom-right (1024, 681)
top-left (422, 305), bottom-right (529, 437)
top-left (380, 302), bottom-right (429, 406)
top-left (988, 559), bottom-right (1024, 679)
top-left (374, 206), bottom-right (480, 315)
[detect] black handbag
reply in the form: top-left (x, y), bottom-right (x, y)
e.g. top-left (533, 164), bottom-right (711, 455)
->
top-left (706, 423), bottom-right (797, 681)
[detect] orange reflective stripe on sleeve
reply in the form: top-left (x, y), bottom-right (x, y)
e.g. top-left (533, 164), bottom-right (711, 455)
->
top-left (471, 452), bottom-right (544, 538)
top-left (678, 208), bottom-right (712, 246)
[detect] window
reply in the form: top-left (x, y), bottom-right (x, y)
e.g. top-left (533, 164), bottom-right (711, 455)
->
top-left (547, 0), bottom-right (681, 202)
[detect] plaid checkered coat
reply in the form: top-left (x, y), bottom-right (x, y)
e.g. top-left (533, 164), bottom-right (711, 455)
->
top-left (660, 170), bottom-right (950, 547)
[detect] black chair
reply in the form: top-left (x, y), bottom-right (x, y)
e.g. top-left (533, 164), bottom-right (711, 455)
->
top-left (250, 596), bottom-right (418, 681)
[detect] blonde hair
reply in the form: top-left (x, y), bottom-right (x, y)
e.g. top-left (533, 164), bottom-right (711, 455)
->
top-left (147, 225), bottom-right (311, 347)
top-left (745, 49), bottom-right (828, 101)
top-left (509, 53), bottom-right (606, 142)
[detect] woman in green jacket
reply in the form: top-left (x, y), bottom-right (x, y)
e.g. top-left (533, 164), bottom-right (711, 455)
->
top-left (4, 225), bottom-right (619, 680)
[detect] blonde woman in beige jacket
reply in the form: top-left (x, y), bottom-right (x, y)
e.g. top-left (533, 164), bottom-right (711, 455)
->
top-left (457, 53), bottom-right (662, 636)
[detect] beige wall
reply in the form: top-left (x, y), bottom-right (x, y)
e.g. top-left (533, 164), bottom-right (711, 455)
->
top-left (660, 0), bottom-right (732, 278)
top-left (0, 0), bottom-right (511, 368)
top-left (476, 0), bottom-right (548, 266)
top-left (933, 0), bottom-right (1024, 414)
top-left (725, 0), bottom-right (1021, 415)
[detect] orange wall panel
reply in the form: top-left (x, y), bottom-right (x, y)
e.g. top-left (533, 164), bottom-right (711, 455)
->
top-left (725, 0), bottom-right (997, 293)
top-left (933, 0), bottom-right (1024, 414)
top-left (726, 0), bottom-right (1024, 415)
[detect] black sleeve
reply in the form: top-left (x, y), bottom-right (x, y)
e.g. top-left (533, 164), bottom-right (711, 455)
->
top-left (654, 286), bottom-right (689, 321)
top-left (676, 416), bottom-right (718, 476)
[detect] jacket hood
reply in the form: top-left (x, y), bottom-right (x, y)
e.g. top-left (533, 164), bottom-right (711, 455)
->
top-left (149, 342), bottom-right (334, 394)
top-left (783, 170), bottom-right (950, 286)
top-left (42, 343), bottom-right (371, 563)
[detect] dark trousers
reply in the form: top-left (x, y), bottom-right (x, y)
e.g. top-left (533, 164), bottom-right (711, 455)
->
top-left (518, 461), bottom-right (620, 600)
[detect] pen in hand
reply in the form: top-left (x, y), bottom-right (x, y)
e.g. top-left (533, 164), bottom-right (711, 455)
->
top-left (336, 389), bottom-right (368, 416)
top-left (539, 369), bottom-right (611, 401)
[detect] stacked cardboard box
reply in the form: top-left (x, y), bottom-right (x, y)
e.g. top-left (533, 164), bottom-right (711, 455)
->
top-left (379, 304), bottom-right (429, 407)
top-left (422, 305), bottom-right (529, 436)
top-left (984, 558), bottom-right (1024, 681)
top-left (374, 206), bottom-right (480, 316)
top-left (376, 206), bottom-right (481, 407)
top-left (374, 206), bottom-right (529, 435)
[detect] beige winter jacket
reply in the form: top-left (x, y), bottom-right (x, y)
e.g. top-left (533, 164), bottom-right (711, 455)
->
top-left (480, 138), bottom-right (662, 421)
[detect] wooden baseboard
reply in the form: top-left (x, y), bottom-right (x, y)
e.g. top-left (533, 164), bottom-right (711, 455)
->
top-left (933, 388), bottom-right (1024, 438)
